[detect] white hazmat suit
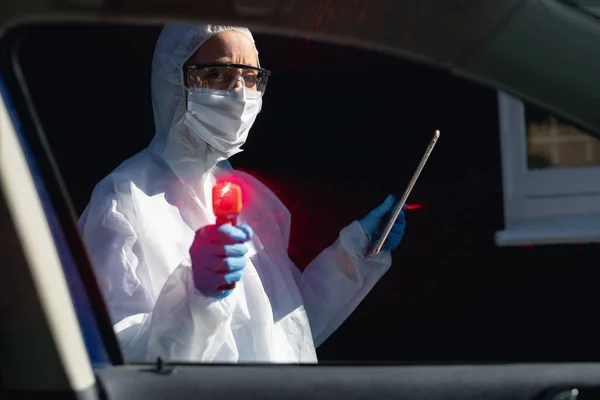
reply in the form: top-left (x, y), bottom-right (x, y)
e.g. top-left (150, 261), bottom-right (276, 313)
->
top-left (78, 24), bottom-right (393, 363)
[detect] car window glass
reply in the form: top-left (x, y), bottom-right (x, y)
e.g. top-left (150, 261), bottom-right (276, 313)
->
top-left (8, 22), bottom-right (600, 365)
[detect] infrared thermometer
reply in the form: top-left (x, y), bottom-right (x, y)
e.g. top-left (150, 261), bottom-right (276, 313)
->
top-left (212, 181), bottom-right (243, 290)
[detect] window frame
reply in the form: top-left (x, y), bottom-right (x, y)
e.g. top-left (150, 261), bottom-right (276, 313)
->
top-left (496, 91), bottom-right (600, 245)
top-left (0, 26), bottom-right (124, 367)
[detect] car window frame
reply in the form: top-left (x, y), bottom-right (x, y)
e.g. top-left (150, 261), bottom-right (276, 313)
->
top-left (0, 25), bottom-right (124, 367)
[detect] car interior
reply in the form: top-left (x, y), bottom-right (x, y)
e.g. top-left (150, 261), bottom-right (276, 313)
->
top-left (2, 0), bottom-right (600, 399)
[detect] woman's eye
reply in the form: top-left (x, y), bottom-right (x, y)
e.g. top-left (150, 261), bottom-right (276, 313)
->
top-left (205, 68), bottom-right (223, 79)
top-left (244, 75), bottom-right (258, 85)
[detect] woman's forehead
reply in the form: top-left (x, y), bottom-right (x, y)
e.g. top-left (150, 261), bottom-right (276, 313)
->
top-left (187, 31), bottom-right (258, 67)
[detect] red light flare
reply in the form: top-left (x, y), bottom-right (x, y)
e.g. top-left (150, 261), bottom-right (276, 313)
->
top-left (215, 171), bottom-right (260, 210)
top-left (288, 0), bottom-right (383, 42)
top-left (214, 171), bottom-right (290, 239)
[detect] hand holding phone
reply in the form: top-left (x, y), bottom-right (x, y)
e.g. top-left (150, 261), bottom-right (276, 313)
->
top-left (364, 130), bottom-right (440, 258)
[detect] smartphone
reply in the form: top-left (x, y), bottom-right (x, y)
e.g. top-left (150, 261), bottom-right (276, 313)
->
top-left (364, 130), bottom-right (440, 258)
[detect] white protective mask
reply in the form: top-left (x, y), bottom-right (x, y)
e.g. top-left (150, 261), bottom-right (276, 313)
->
top-left (184, 85), bottom-right (262, 157)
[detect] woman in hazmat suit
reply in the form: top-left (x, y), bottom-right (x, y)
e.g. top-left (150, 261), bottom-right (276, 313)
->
top-left (78, 23), bottom-right (407, 363)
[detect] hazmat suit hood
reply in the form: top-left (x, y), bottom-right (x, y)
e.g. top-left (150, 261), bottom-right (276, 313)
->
top-left (148, 24), bottom-right (259, 182)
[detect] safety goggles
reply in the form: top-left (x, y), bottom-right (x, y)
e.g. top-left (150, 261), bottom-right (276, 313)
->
top-left (186, 63), bottom-right (271, 95)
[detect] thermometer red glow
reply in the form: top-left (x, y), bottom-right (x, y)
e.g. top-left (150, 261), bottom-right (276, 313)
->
top-left (213, 182), bottom-right (243, 291)
top-left (213, 182), bottom-right (243, 226)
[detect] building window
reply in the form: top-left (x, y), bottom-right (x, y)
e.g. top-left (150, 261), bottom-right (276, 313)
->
top-left (495, 91), bottom-right (600, 246)
top-left (526, 111), bottom-right (600, 170)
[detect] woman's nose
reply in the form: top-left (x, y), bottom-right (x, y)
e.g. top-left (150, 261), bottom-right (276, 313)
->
top-left (232, 76), bottom-right (243, 88)
top-left (226, 75), bottom-right (244, 91)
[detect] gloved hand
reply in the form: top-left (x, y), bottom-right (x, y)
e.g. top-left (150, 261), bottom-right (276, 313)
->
top-left (190, 223), bottom-right (254, 299)
top-left (359, 194), bottom-right (407, 252)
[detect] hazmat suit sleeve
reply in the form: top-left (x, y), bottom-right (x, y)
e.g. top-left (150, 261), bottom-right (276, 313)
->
top-left (233, 171), bottom-right (391, 348)
top-left (78, 177), bottom-right (240, 362)
top-left (298, 221), bottom-right (391, 347)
